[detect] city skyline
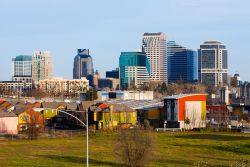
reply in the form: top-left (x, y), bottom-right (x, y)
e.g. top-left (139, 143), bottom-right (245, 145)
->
top-left (1, 0), bottom-right (250, 81)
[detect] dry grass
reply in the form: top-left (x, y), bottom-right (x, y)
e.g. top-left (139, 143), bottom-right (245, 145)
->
top-left (0, 132), bottom-right (249, 167)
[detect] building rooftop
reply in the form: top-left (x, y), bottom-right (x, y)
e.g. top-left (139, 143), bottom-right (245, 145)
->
top-left (203, 41), bottom-right (222, 45)
top-left (120, 51), bottom-right (145, 54)
top-left (164, 94), bottom-right (207, 100)
top-left (143, 32), bottom-right (163, 36)
top-left (77, 49), bottom-right (89, 55)
top-left (107, 99), bottom-right (163, 110)
top-left (42, 102), bottom-right (67, 109)
top-left (0, 110), bottom-right (17, 117)
top-left (0, 81), bottom-right (24, 83)
top-left (13, 55), bottom-right (32, 61)
top-left (234, 73), bottom-right (240, 77)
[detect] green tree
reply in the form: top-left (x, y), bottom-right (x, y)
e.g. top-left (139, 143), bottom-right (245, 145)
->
top-left (231, 77), bottom-right (238, 87)
top-left (85, 88), bottom-right (98, 101)
top-left (161, 82), bottom-right (167, 94)
top-left (85, 91), bottom-right (91, 100)
top-left (184, 118), bottom-right (190, 130)
top-left (93, 87), bottom-right (98, 100)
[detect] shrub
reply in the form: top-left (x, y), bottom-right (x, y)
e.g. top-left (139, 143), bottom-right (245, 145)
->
top-left (143, 119), bottom-right (152, 130)
top-left (114, 128), bottom-right (154, 167)
top-left (231, 159), bottom-right (250, 167)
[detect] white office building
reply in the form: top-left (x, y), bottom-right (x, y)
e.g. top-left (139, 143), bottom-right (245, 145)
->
top-left (32, 51), bottom-right (53, 84)
top-left (142, 32), bottom-right (168, 83)
top-left (98, 91), bottom-right (154, 101)
top-left (124, 66), bottom-right (150, 88)
top-left (12, 55), bottom-right (32, 89)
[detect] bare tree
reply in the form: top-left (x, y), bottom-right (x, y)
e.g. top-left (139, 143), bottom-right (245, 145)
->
top-left (26, 112), bottom-right (40, 140)
top-left (114, 128), bottom-right (154, 167)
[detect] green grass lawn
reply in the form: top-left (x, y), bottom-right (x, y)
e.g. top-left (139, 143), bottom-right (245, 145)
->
top-left (0, 132), bottom-right (249, 167)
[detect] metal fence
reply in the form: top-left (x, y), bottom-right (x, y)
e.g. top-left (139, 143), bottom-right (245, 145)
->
top-left (0, 129), bottom-right (86, 141)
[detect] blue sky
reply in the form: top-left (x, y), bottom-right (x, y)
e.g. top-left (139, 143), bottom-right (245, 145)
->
top-left (1, 0), bottom-right (250, 81)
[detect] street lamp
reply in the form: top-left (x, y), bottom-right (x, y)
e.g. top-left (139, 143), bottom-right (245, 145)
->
top-left (58, 109), bottom-right (89, 167)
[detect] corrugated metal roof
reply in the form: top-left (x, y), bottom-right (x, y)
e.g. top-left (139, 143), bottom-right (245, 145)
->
top-left (42, 102), bottom-right (67, 109)
top-left (164, 94), bottom-right (207, 100)
top-left (107, 99), bottom-right (163, 110)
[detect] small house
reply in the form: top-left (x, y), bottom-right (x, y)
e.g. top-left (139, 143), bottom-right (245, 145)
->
top-left (18, 109), bottom-right (44, 131)
top-left (0, 110), bottom-right (18, 134)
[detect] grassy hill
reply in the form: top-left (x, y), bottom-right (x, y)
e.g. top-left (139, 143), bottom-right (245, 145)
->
top-left (0, 132), bottom-right (249, 167)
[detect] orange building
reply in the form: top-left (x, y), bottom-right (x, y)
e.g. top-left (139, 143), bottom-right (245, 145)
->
top-left (18, 109), bottom-right (44, 131)
top-left (164, 94), bottom-right (207, 129)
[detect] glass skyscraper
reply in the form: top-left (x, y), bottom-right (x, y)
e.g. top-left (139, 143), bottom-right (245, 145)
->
top-left (73, 49), bottom-right (94, 86)
top-left (198, 41), bottom-right (228, 88)
top-left (167, 41), bottom-right (197, 83)
top-left (12, 55), bottom-right (32, 85)
top-left (119, 52), bottom-right (150, 89)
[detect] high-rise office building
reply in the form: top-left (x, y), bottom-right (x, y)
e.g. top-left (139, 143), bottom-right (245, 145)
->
top-left (142, 32), bottom-right (168, 83)
top-left (32, 51), bottom-right (53, 84)
top-left (198, 41), bottom-right (228, 87)
top-left (12, 55), bottom-right (32, 85)
top-left (73, 49), bottom-right (94, 79)
top-left (106, 68), bottom-right (119, 79)
top-left (167, 41), bottom-right (198, 83)
top-left (119, 52), bottom-right (150, 89)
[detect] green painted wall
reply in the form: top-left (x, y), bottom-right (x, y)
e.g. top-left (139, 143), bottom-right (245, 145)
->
top-left (94, 111), bottom-right (137, 129)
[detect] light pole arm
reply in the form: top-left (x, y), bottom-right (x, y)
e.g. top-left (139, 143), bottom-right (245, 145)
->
top-left (58, 110), bottom-right (87, 127)
top-left (58, 109), bottom-right (89, 167)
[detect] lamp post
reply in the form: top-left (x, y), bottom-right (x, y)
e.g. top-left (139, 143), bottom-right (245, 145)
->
top-left (249, 117), bottom-right (250, 131)
top-left (86, 109), bottom-right (88, 166)
top-left (58, 110), bottom-right (89, 167)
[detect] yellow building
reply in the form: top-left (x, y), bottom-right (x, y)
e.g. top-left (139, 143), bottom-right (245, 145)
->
top-left (92, 104), bottom-right (137, 129)
top-left (18, 109), bottom-right (44, 131)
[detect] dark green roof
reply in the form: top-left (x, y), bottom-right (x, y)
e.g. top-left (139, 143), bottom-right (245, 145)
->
top-left (14, 55), bottom-right (32, 61)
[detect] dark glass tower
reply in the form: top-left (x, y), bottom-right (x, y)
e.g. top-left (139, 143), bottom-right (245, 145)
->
top-left (73, 49), bottom-right (94, 86)
top-left (167, 41), bottom-right (197, 83)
